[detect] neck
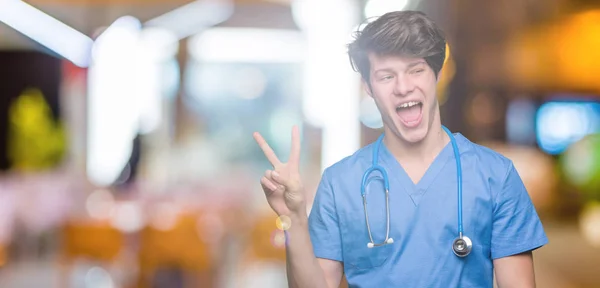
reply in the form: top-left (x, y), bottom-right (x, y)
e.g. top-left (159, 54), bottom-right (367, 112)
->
top-left (382, 123), bottom-right (450, 164)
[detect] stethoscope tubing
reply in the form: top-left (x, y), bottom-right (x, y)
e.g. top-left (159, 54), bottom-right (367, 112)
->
top-left (362, 126), bottom-right (468, 254)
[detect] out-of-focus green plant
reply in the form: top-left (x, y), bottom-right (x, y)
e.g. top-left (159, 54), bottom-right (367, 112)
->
top-left (7, 88), bottom-right (67, 171)
top-left (560, 133), bottom-right (600, 201)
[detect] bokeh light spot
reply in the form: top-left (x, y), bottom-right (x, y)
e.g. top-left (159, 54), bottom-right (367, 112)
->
top-left (275, 215), bottom-right (291, 231)
top-left (271, 230), bottom-right (286, 248)
top-left (580, 201), bottom-right (600, 248)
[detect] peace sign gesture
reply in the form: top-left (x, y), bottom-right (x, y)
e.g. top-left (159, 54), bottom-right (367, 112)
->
top-left (253, 125), bottom-right (305, 216)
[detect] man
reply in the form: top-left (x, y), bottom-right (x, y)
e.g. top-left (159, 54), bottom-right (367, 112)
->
top-left (253, 10), bottom-right (547, 288)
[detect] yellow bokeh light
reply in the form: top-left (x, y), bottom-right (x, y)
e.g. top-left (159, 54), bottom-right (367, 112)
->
top-left (505, 9), bottom-right (600, 92)
top-left (580, 201), bottom-right (600, 248)
top-left (437, 43), bottom-right (455, 106)
top-left (275, 215), bottom-right (291, 231)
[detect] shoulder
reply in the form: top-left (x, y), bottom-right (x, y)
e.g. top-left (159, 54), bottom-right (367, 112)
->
top-left (456, 133), bottom-right (514, 181)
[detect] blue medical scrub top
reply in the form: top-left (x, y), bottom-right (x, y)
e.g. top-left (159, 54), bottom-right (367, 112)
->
top-left (308, 132), bottom-right (548, 288)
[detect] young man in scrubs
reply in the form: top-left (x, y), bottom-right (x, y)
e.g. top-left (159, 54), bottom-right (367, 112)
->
top-left (253, 10), bottom-right (548, 288)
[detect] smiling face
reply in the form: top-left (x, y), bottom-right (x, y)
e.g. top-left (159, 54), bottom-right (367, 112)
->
top-left (365, 53), bottom-right (440, 144)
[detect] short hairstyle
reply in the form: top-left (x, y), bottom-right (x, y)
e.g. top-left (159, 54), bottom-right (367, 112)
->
top-left (348, 11), bottom-right (447, 84)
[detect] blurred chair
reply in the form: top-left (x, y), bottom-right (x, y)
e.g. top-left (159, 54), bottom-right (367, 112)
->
top-left (0, 243), bottom-right (7, 268)
top-left (136, 211), bottom-right (217, 288)
top-left (239, 211), bottom-right (349, 288)
top-left (233, 211), bottom-right (287, 288)
top-left (59, 220), bottom-right (126, 287)
top-left (246, 212), bottom-right (286, 263)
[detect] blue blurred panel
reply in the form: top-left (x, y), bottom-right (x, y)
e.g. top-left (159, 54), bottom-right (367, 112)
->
top-left (506, 99), bottom-right (537, 145)
top-left (536, 100), bottom-right (600, 155)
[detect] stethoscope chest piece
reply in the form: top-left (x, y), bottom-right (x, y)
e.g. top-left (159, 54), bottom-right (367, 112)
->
top-left (452, 234), bottom-right (472, 257)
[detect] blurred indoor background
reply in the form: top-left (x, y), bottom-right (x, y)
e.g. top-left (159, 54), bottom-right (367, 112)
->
top-left (0, 0), bottom-right (599, 287)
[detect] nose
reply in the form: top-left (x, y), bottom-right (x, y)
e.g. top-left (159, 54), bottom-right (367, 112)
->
top-left (393, 75), bottom-right (416, 96)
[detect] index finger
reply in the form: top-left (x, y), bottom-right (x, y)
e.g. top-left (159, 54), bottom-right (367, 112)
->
top-left (289, 125), bottom-right (301, 166)
top-left (253, 132), bottom-right (282, 167)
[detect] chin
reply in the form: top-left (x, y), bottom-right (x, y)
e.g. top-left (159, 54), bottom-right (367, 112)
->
top-left (384, 116), bottom-right (430, 145)
top-left (397, 124), bottom-right (429, 144)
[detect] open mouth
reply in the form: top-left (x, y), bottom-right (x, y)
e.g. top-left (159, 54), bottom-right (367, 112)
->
top-left (395, 101), bottom-right (423, 127)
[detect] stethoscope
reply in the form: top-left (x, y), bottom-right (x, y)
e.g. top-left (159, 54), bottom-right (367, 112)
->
top-left (360, 125), bottom-right (472, 257)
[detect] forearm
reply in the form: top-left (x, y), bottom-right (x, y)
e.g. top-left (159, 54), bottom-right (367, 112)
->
top-left (285, 212), bottom-right (329, 288)
top-left (494, 252), bottom-right (536, 288)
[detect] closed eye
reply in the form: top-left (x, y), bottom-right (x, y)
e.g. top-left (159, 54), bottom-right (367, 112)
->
top-left (409, 69), bottom-right (425, 75)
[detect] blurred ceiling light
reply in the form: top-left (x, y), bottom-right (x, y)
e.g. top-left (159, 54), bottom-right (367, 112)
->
top-left (91, 16), bottom-right (141, 62)
top-left (188, 28), bottom-right (305, 63)
top-left (138, 27), bottom-right (179, 62)
top-left (87, 16), bottom-right (143, 187)
top-left (88, 16), bottom-right (179, 187)
top-left (292, 0), bottom-right (361, 171)
top-left (135, 28), bottom-right (177, 135)
top-left (364, 0), bottom-right (409, 19)
top-left (0, 0), bottom-right (93, 67)
top-left (145, 0), bottom-right (234, 40)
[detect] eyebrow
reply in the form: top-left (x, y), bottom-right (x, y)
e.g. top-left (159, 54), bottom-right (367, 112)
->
top-left (407, 61), bottom-right (426, 69)
top-left (373, 68), bottom-right (394, 74)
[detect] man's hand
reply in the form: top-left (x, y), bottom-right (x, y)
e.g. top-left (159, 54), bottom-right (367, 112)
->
top-left (253, 125), bottom-right (306, 216)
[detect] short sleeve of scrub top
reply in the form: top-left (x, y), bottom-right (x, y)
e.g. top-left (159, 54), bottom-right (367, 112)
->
top-left (491, 162), bottom-right (548, 259)
top-left (308, 168), bottom-right (343, 262)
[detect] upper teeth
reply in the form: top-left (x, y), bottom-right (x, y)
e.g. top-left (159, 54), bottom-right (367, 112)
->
top-left (399, 101), bottom-right (420, 108)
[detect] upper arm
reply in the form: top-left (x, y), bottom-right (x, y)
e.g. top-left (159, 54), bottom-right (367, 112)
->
top-left (309, 169), bottom-right (344, 287)
top-left (493, 251), bottom-right (535, 287)
top-left (491, 162), bottom-right (548, 260)
top-left (318, 258), bottom-right (344, 288)
top-left (308, 169), bottom-right (343, 262)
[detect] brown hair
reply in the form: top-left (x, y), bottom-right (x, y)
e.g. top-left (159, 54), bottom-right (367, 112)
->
top-left (348, 11), bottom-right (447, 84)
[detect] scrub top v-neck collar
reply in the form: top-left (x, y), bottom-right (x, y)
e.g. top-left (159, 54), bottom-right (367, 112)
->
top-left (378, 134), bottom-right (457, 206)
